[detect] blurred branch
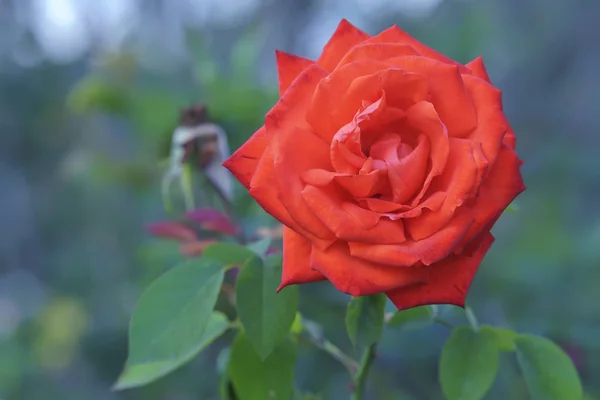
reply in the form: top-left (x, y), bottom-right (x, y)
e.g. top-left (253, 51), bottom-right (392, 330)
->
top-left (300, 318), bottom-right (359, 376)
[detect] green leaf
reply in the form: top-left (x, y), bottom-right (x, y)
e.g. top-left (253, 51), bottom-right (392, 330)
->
top-left (388, 306), bottom-right (433, 330)
top-left (228, 332), bottom-right (297, 400)
top-left (217, 347), bottom-right (233, 400)
top-left (439, 326), bottom-right (500, 400)
top-left (480, 325), bottom-right (518, 352)
top-left (202, 240), bottom-right (271, 267)
top-left (203, 242), bottom-right (257, 266)
top-left (116, 311), bottom-right (228, 389)
top-left (515, 334), bottom-right (583, 400)
top-left (345, 294), bottom-right (386, 350)
top-left (236, 255), bottom-right (298, 359)
top-left (114, 258), bottom-right (227, 390)
top-left (246, 237), bottom-right (273, 257)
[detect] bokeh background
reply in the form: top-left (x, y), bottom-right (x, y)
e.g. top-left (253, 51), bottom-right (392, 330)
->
top-left (1, 0), bottom-right (599, 399)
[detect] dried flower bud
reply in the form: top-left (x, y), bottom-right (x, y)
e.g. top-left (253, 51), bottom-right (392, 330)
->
top-left (179, 104), bottom-right (209, 127)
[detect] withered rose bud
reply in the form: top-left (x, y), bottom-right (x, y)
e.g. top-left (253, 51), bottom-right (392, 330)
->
top-left (163, 103), bottom-right (234, 203)
top-left (179, 104), bottom-right (209, 127)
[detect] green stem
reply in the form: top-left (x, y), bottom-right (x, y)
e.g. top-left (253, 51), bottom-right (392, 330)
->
top-left (465, 306), bottom-right (479, 331)
top-left (351, 343), bottom-right (377, 400)
top-left (433, 317), bottom-right (455, 329)
top-left (228, 319), bottom-right (242, 330)
top-left (299, 335), bottom-right (359, 376)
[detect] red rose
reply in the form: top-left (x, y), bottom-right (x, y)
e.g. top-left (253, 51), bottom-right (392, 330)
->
top-left (223, 20), bottom-right (525, 310)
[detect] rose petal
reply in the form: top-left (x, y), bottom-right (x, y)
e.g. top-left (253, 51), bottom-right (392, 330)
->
top-left (276, 50), bottom-right (315, 95)
top-left (386, 56), bottom-right (478, 137)
top-left (345, 70), bottom-right (428, 122)
top-left (248, 145), bottom-right (334, 250)
top-left (278, 227), bottom-right (326, 291)
top-left (263, 64), bottom-right (337, 242)
top-left (335, 170), bottom-right (388, 198)
top-left (329, 116), bottom-right (368, 174)
top-left (310, 241), bottom-right (425, 296)
top-left (337, 43), bottom-right (419, 66)
top-left (249, 145), bottom-right (303, 230)
top-left (406, 138), bottom-right (484, 241)
top-left (266, 64), bottom-right (330, 139)
top-left (458, 145), bottom-right (526, 248)
top-left (307, 59), bottom-right (399, 141)
top-left (302, 184), bottom-right (407, 244)
top-left (271, 129), bottom-right (335, 242)
top-left (327, 93), bottom-right (410, 174)
top-left (466, 56), bottom-right (491, 82)
top-left (386, 233), bottom-right (494, 310)
top-left (223, 121), bottom-right (317, 243)
top-left (349, 209), bottom-right (473, 267)
top-left (223, 126), bottom-right (268, 189)
top-left (301, 168), bottom-right (386, 199)
top-left (405, 102), bottom-right (450, 206)
top-left (371, 133), bottom-right (429, 204)
top-left (386, 192), bottom-right (447, 219)
top-left (470, 141), bottom-right (490, 197)
top-left (366, 25), bottom-right (470, 73)
top-left (462, 74), bottom-right (509, 167)
top-left (503, 127), bottom-right (517, 149)
top-left (317, 19), bottom-right (370, 71)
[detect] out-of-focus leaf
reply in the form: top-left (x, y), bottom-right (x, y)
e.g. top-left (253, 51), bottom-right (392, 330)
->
top-left (246, 237), bottom-right (272, 258)
top-left (97, 51), bottom-right (138, 82)
top-left (345, 294), bottom-right (386, 351)
top-left (230, 27), bottom-right (263, 81)
top-left (34, 298), bottom-right (88, 370)
top-left (114, 258), bottom-right (226, 389)
top-left (439, 326), bottom-right (500, 400)
top-left (87, 157), bottom-right (157, 188)
top-left (0, 340), bottom-right (26, 394)
top-left (236, 255), bottom-right (298, 359)
top-left (506, 201), bottom-right (520, 213)
top-left (67, 76), bottom-right (129, 114)
top-left (300, 394), bottom-right (324, 400)
top-left (515, 334), bottom-right (583, 400)
top-left (128, 89), bottom-right (182, 146)
top-left (228, 332), bottom-right (297, 400)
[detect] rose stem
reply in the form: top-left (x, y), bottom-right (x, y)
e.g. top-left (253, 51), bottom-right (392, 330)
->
top-left (351, 343), bottom-right (377, 400)
top-left (432, 317), bottom-right (455, 329)
top-left (297, 335), bottom-right (359, 376)
top-left (465, 306), bottom-right (480, 331)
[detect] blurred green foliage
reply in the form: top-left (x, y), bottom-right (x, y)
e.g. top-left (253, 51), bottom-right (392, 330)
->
top-left (2, 0), bottom-right (600, 399)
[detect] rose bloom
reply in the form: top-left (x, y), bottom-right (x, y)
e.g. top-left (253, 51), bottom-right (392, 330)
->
top-left (223, 20), bottom-right (525, 310)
